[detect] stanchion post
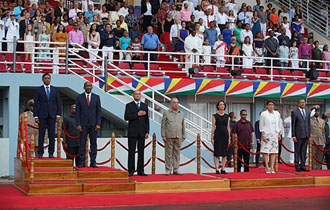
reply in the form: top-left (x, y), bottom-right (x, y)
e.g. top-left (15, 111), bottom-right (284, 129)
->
top-left (275, 154), bottom-right (278, 172)
top-left (111, 132), bottom-right (115, 168)
top-left (309, 139), bottom-right (313, 170)
top-left (152, 133), bottom-right (156, 174)
top-left (57, 119), bottom-right (61, 158)
top-left (17, 116), bottom-right (22, 159)
top-left (85, 135), bottom-right (89, 166)
top-left (197, 133), bottom-right (201, 174)
top-left (30, 134), bottom-right (35, 183)
top-left (234, 135), bottom-right (238, 172)
top-left (23, 112), bottom-right (28, 161)
top-left (65, 39), bottom-right (69, 74)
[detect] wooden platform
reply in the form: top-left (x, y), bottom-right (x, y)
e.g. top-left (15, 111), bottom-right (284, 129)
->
top-left (14, 158), bottom-right (330, 196)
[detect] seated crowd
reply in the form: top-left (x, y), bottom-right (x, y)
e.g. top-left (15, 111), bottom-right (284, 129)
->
top-left (0, 0), bottom-right (329, 76)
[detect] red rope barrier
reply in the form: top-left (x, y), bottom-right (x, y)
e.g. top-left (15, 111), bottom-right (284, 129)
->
top-left (97, 141), bottom-right (111, 151)
top-left (144, 140), bottom-right (152, 149)
top-left (313, 141), bottom-right (330, 152)
top-left (24, 123), bottom-right (31, 172)
top-left (157, 157), bottom-right (165, 163)
top-left (18, 123), bottom-right (24, 156)
top-left (201, 141), bottom-right (214, 153)
top-left (34, 145), bottom-right (49, 150)
top-left (62, 123), bottom-right (80, 139)
top-left (279, 156), bottom-right (295, 167)
top-left (61, 141), bottom-right (80, 158)
top-left (227, 141), bottom-right (233, 149)
top-left (237, 157), bottom-right (265, 168)
top-left (116, 140), bottom-right (129, 151)
top-left (96, 157), bottom-right (111, 165)
top-left (238, 141), bottom-right (260, 155)
top-left (279, 141), bottom-right (295, 153)
top-left (157, 140), bottom-right (165, 148)
top-left (115, 158), bottom-right (152, 171)
top-left (312, 155), bottom-right (330, 165)
top-left (179, 157), bottom-right (196, 167)
top-left (201, 157), bottom-right (233, 169)
top-left (27, 124), bottom-right (39, 129)
top-left (180, 140), bottom-right (196, 151)
top-left (24, 123), bottom-right (31, 152)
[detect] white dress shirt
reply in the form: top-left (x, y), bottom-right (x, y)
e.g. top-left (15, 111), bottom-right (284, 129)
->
top-left (69, 8), bottom-right (82, 20)
top-left (216, 12), bottom-right (228, 25)
top-left (119, 7), bottom-right (129, 17)
top-left (240, 29), bottom-right (253, 44)
top-left (201, 14), bottom-right (215, 28)
top-left (170, 24), bottom-right (182, 41)
top-left (193, 10), bottom-right (205, 23)
top-left (144, 3), bottom-right (152, 16)
top-left (207, 5), bottom-right (218, 16)
top-left (82, 0), bottom-right (94, 13)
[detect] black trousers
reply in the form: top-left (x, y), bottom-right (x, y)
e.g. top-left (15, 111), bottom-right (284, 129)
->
top-left (278, 140), bottom-right (282, 162)
top-left (294, 138), bottom-right (308, 169)
top-left (237, 148), bottom-right (250, 172)
top-left (143, 15), bottom-right (152, 32)
top-left (143, 49), bottom-right (158, 69)
top-left (326, 150), bottom-right (330, 170)
top-left (266, 52), bottom-right (278, 73)
top-left (256, 142), bottom-right (261, 165)
top-left (79, 125), bottom-right (97, 165)
top-left (38, 117), bottom-right (56, 156)
top-left (218, 24), bottom-right (226, 33)
top-left (128, 136), bottom-right (145, 174)
top-left (66, 146), bottom-right (80, 166)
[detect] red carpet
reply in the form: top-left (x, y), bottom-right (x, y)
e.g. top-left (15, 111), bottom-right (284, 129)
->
top-left (74, 166), bottom-right (121, 171)
top-left (205, 168), bottom-right (303, 179)
top-left (129, 173), bottom-right (218, 182)
top-left (1, 186), bottom-right (330, 209)
top-left (279, 165), bottom-right (330, 176)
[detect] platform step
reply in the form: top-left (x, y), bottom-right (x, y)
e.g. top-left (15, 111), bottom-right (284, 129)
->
top-left (24, 170), bottom-right (78, 181)
top-left (21, 181), bottom-right (83, 195)
top-left (83, 180), bottom-right (135, 194)
top-left (75, 167), bottom-right (128, 180)
top-left (22, 158), bottom-right (73, 168)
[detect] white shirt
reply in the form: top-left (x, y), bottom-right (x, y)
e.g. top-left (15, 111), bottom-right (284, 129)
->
top-left (144, 2), bottom-right (152, 16)
top-left (170, 24), bottom-right (182, 41)
top-left (0, 20), bottom-right (5, 39)
top-left (259, 110), bottom-right (281, 135)
top-left (82, 0), bottom-right (94, 13)
top-left (207, 5), bottom-right (218, 16)
top-left (240, 29), bottom-right (253, 44)
top-left (226, 2), bottom-right (238, 17)
top-left (119, 7), bottom-right (129, 17)
top-left (69, 8), bottom-right (82, 20)
top-left (216, 12), bottom-right (228, 25)
top-left (5, 19), bottom-right (19, 39)
top-left (201, 14), bottom-right (215, 28)
top-left (134, 100), bottom-right (141, 108)
top-left (193, 10), bottom-right (205, 23)
top-left (184, 35), bottom-right (202, 53)
top-left (299, 107), bottom-right (306, 118)
top-left (85, 92), bottom-right (91, 103)
top-left (182, 0), bottom-right (195, 12)
top-left (44, 84), bottom-right (50, 95)
top-left (284, 116), bottom-right (292, 138)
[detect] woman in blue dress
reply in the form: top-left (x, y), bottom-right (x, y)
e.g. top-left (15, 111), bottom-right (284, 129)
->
top-left (222, 22), bottom-right (232, 46)
top-left (252, 11), bottom-right (261, 37)
top-left (38, 25), bottom-right (51, 61)
top-left (178, 21), bottom-right (189, 67)
top-left (291, 15), bottom-right (302, 40)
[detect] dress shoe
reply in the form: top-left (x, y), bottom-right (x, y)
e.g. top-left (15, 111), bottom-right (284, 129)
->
top-left (49, 154), bottom-right (54, 158)
top-left (90, 163), bottom-right (98, 168)
top-left (37, 154), bottom-right (43, 158)
top-left (216, 170), bottom-right (220, 174)
top-left (228, 162), bottom-right (232, 167)
top-left (221, 170), bottom-right (227, 174)
top-left (295, 167), bottom-right (301, 172)
top-left (301, 168), bottom-right (310, 172)
top-left (137, 172), bottom-right (148, 176)
top-left (77, 164), bottom-right (85, 168)
top-left (128, 172), bottom-right (134, 176)
top-left (173, 172), bottom-right (182, 175)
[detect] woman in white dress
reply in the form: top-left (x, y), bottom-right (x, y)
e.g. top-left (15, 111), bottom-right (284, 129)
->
top-left (227, 10), bottom-right (236, 31)
top-left (259, 100), bottom-right (281, 173)
top-left (281, 17), bottom-right (291, 39)
top-left (195, 24), bottom-right (204, 42)
top-left (290, 40), bottom-right (299, 69)
top-left (202, 38), bottom-right (211, 65)
top-left (213, 34), bottom-right (227, 68)
top-left (242, 36), bottom-right (253, 68)
top-left (24, 24), bottom-right (35, 61)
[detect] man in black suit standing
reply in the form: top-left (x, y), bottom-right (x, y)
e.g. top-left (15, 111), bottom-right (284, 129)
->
top-left (291, 99), bottom-right (311, 172)
top-left (34, 73), bottom-right (62, 158)
top-left (19, 12), bottom-right (33, 40)
top-left (124, 90), bottom-right (149, 176)
top-left (54, 0), bottom-right (68, 19)
top-left (75, 81), bottom-right (101, 168)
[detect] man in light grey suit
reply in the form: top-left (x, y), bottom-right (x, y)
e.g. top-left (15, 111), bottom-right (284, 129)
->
top-left (291, 99), bottom-right (311, 172)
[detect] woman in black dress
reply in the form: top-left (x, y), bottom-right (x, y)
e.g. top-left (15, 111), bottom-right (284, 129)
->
top-left (211, 100), bottom-right (231, 174)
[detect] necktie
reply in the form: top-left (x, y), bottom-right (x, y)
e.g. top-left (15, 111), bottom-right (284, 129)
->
top-left (207, 16), bottom-right (210, 27)
top-left (212, 6), bottom-right (214, 15)
top-left (87, 94), bottom-right (90, 106)
top-left (26, 20), bottom-right (28, 27)
top-left (46, 87), bottom-right (50, 101)
top-left (302, 109), bottom-right (306, 119)
top-left (244, 12), bottom-right (246, 24)
top-left (137, 102), bottom-right (140, 109)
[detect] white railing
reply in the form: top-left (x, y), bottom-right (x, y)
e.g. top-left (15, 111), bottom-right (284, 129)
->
top-left (272, 0), bottom-right (330, 39)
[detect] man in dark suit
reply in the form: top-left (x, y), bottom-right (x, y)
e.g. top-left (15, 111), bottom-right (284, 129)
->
top-left (54, 0), bottom-right (68, 19)
top-left (291, 98), bottom-right (311, 172)
top-left (19, 12), bottom-right (33, 39)
top-left (33, 73), bottom-right (62, 158)
top-left (124, 90), bottom-right (149, 176)
top-left (75, 81), bottom-right (101, 168)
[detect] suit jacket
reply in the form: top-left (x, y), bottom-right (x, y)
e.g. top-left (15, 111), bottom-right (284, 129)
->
top-left (124, 101), bottom-right (150, 137)
top-left (19, 19), bottom-right (33, 40)
top-left (291, 108), bottom-right (311, 139)
top-left (54, 7), bottom-right (68, 19)
top-left (33, 85), bottom-right (62, 119)
top-left (75, 92), bottom-right (102, 127)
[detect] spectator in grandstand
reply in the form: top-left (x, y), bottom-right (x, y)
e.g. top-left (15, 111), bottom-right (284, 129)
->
top-left (87, 23), bottom-right (100, 63)
top-left (6, 12), bottom-right (20, 52)
top-left (34, 73), bottom-right (62, 158)
top-left (222, 23), bottom-right (232, 46)
top-left (104, 0), bottom-right (115, 12)
top-left (24, 24), bottom-right (34, 61)
top-left (1, 1), bottom-right (10, 20)
top-left (141, 25), bottom-right (161, 67)
top-left (32, 9), bottom-right (41, 22)
top-left (207, 0), bottom-right (217, 16)
top-left (178, 21), bottom-right (189, 67)
top-left (201, 38), bottom-right (211, 65)
top-left (119, 2), bottom-right (129, 17)
top-left (252, 31), bottom-right (264, 66)
top-left (233, 21), bottom-right (243, 47)
top-left (68, 22), bottom-right (84, 49)
top-left (193, 5), bottom-right (203, 23)
top-left (17, 9), bottom-right (27, 24)
top-left (238, 6), bottom-right (251, 26)
top-left (278, 28), bottom-right (290, 48)
top-left (259, 101), bottom-right (281, 173)
top-left (66, 18), bottom-right (74, 33)
top-left (269, 8), bottom-right (279, 30)
top-left (240, 23), bottom-right (253, 44)
top-left (258, 6), bottom-right (267, 38)
top-left (279, 40), bottom-right (289, 68)
top-left (62, 14), bottom-right (69, 27)
top-left (264, 30), bottom-right (279, 72)
top-left (180, 2), bottom-right (192, 23)
top-left (291, 15), bottom-right (303, 40)
top-left (161, 97), bottom-right (185, 176)
top-left (227, 36), bottom-right (240, 66)
top-left (19, 12), bottom-right (32, 41)
top-left (216, 6), bottom-right (227, 33)
top-left (322, 114), bottom-right (330, 169)
top-left (113, 20), bottom-right (125, 41)
top-left (242, 36), bottom-right (253, 68)
top-left (162, 13), bottom-right (174, 51)
top-left (279, 6), bottom-right (289, 25)
top-left (289, 2), bottom-right (297, 21)
top-left (97, 17), bottom-right (108, 34)
top-left (157, 2), bottom-right (167, 35)
top-left (14, 0), bottom-right (24, 20)
top-left (85, 4), bottom-right (97, 24)
top-left (322, 44), bottom-right (330, 70)
top-left (125, 8), bottom-right (138, 32)
top-left (251, 11), bottom-right (260, 38)
top-left (90, 15), bottom-right (99, 26)
top-left (69, 2), bottom-right (82, 20)
top-left (54, 0), bottom-right (67, 20)
top-left (231, 109), bottom-right (254, 172)
top-left (119, 30), bottom-right (131, 61)
top-left (50, 16), bottom-right (62, 39)
top-left (294, 6), bottom-right (303, 22)
top-left (195, 23), bottom-right (204, 40)
top-left (38, 25), bottom-right (51, 61)
top-left (214, 34), bottom-right (227, 68)
top-left (211, 100), bottom-right (230, 174)
top-left (141, 0), bottom-right (153, 32)
top-left (43, 1), bottom-right (53, 24)
top-left (253, 0), bottom-right (262, 13)
top-left (187, 15), bottom-right (196, 33)
top-left (132, 36), bottom-right (141, 61)
top-left (197, 18), bottom-right (206, 33)
top-left (299, 37), bottom-right (312, 71)
top-left (227, 10), bottom-right (236, 31)
top-left (119, 15), bottom-right (128, 32)
top-left (182, 0), bottom-right (195, 12)
top-left (184, 30), bottom-right (202, 69)
top-left (63, 104), bottom-right (80, 166)
top-left (79, 17), bottom-right (90, 46)
top-left (129, 23), bottom-right (140, 41)
top-left (53, 24), bottom-right (68, 57)
top-left (226, 0), bottom-right (238, 17)
top-left (34, 14), bottom-right (50, 37)
top-left (125, 90), bottom-right (149, 176)
top-left (281, 17), bottom-right (291, 39)
top-left (266, 3), bottom-right (272, 18)
top-left (99, 5), bottom-right (109, 22)
top-left (312, 41), bottom-right (322, 69)
top-left (310, 106), bottom-right (325, 170)
top-left (100, 23), bottom-right (116, 65)
top-left (81, 0), bottom-right (94, 13)
top-left (289, 41), bottom-right (299, 69)
top-left (170, 18), bottom-right (181, 58)
top-left (76, 12), bottom-right (84, 24)
top-left (204, 20), bottom-right (218, 48)
top-left (290, 31), bottom-right (301, 48)
top-left (202, 8), bottom-right (215, 29)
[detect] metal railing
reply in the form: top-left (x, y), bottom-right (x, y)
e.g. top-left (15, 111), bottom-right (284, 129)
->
top-left (272, 0), bottom-right (330, 39)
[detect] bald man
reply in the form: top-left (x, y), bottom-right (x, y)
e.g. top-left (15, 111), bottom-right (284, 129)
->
top-left (75, 81), bottom-right (101, 168)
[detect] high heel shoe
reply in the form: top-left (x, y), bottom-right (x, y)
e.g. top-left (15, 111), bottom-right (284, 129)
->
top-left (216, 170), bottom-right (220, 174)
top-left (266, 168), bottom-right (271, 174)
top-left (221, 169), bottom-right (227, 174)
top-left (271, 169), bottom-right (275, 174)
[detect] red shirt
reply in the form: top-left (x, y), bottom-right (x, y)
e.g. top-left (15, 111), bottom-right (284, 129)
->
top-left (231, 119), bottom-right (254, 149)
